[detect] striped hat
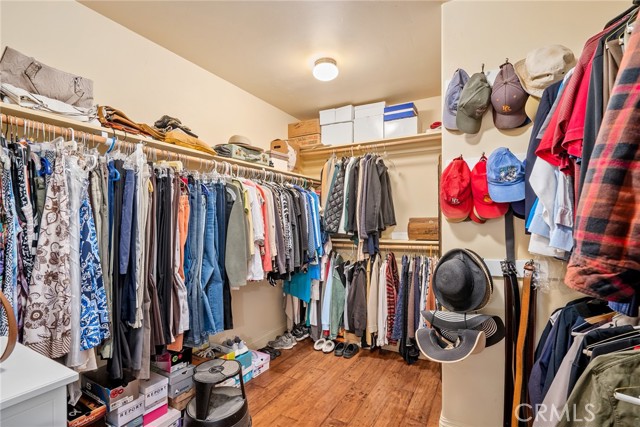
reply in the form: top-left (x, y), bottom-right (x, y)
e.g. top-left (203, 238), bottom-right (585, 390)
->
top-left (416, 311), bottom-right (505, 363)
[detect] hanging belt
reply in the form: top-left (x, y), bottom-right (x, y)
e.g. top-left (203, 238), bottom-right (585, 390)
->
top-left (502, 209), bottom-right (520, 427)
top-left (512, 261), bottom-right (535, 426)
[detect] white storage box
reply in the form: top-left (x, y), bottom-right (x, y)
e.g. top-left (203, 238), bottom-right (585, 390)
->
top-left (384, 116), bottom-right (420, 138)
top-left (321, 122), bottom-right (353, 145)
top-left (354, 102), bottom-right (386, 118)
top-left (319, 105), bottom-right (354, 125)
top-left (354, 115), bottom-right (384, 142)
top-left (319, 108), bottom-right (336, 125)
top-left (335, 105), bottom-right (354, 122)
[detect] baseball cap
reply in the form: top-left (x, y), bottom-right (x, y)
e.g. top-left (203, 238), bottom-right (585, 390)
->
top-left (443, 69), bottom-right (470, 131)
top-left (471, 155), bottom-right (510, 220)
top-left (456, 72), bottom-right (491, 134)
top-left (514, 45), bottom-right (576, 97)
top-left (491, 63), bottom-right (529, 130)
top-left (440, 156), bottom-right (473, 222)
top-left (487, 148), bottom-right (525, 203)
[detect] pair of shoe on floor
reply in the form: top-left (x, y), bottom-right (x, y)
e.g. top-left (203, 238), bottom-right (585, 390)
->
top-left (314, 338), bottom-right (360, 358)
top-left (258, 346), bottom-right (281, 360)
top-left (267, 332), bottom-right (298, 350)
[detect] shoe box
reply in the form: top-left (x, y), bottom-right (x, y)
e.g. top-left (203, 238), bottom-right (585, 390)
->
top-left (251, 350), bottom-right (270, 378)
top-left (168, 387), bottom-right (195, 412)
top-left (151, 347), bottom-right (192, 373)
top-left (106, 395), bottom-right (144, 427)
top-left (144, 407), bottom-right (181, 427)
top-left (143, 400), bottom-right (169, 426)
top-left (152, 364), bottom-right (196, 399)
top-left (221, 349), bottom-right (252, 370)
top-left (138, 371), bottom-right (168, 411)
top-left (81, 367), bottom-right (140, 412)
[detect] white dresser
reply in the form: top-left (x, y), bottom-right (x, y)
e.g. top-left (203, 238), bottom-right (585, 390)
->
top-left (0, 340), bottom-right (78, 427)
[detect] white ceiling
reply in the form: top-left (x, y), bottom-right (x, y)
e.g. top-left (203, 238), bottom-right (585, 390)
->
top-left (80, 1), bottom-right (443, 120)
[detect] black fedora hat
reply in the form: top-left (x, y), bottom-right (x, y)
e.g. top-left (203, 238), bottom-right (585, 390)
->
top-left (432, 248), bottom-right (493, 312)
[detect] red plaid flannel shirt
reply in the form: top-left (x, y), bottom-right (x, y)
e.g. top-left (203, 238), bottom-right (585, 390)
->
top-left (565, 16), bottom-right (640, 302)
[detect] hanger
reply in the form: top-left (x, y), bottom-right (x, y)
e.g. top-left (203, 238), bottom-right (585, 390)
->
top-left (582, 327), bottom-right (640, 354)
top-left (605, 2), bottom-right (638, 29)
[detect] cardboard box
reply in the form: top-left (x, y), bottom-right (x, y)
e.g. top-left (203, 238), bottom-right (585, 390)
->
top-left (321, 122), bottom-right (353, 146)
top-left (408, 217), bottom-right (439, 241)
top-left (168, 388), bottom-right (195, 412)
top-left (288, 119), bottom-right (320, 138)
top-left (354, 102), bottom-right (386, 118)
top-left (144, 408), bottom-right (181, 427)
top-left (168, 376), bottom-right (194, 399)
top-left (251, 351), bottom-right (270, 378)
top-left (143, 401), bottom-right (168, 426)
top-left (384, 116), bottom-right (420, 139)
top-left (106, 395), bottom-right (144, 427)
top-left (82, 368), bottom-right (140, 411)
top-left (288, 133), bottom-right (321, 147)
top-left (138, 372), bottom-right (168, 411)
top-left (270, 139), bottom-right (289, 154)
top-left (68, 393), bottom-right (107, 427)
top-left (354, 115), bottom-right (384, 142)
top-left (152, 347), bottom-right (192, 373)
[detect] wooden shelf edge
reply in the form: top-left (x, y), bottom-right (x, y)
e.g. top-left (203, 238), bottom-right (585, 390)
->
top-left (0, 102), bottom-right (320, 184)
top-left (299, 131), bottom-right (442, 159)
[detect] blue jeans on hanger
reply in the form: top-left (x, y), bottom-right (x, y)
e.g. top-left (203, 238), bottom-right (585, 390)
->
top-left (185, 180), bottom-right (210, 346)
top-left (201, 183), bottom-right (223, 335)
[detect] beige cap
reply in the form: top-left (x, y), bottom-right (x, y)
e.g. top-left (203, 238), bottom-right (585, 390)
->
top-left (514, 45), bottom-right (576, 97)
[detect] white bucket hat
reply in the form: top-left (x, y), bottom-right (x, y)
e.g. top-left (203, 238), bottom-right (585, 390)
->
top-left (514, 45), bottom-right (576, 97)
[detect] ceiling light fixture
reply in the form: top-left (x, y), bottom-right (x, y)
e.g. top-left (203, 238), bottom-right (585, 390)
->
top-left (313, 57), bottom-right (339, 82)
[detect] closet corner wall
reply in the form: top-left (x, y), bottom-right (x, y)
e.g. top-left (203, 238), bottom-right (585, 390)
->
top-left (299, 130), bottom-right (443, 242)
top-left (439, 1), bottom-right (629, 427)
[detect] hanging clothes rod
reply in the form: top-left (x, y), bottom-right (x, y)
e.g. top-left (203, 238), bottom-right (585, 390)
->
top-left (330, 237), bottom-right (440, 253)
top-left (0, 103), bottom-right (320, 186)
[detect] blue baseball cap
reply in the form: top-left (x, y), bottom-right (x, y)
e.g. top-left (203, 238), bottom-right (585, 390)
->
top-left (487, 148), bottom-right (525, 203)
top-left (443, 69), bottom-right (470, 131)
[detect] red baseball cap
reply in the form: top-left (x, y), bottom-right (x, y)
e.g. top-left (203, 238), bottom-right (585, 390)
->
top-left (471, 155), bottom-right (509, 220)
top-left (440, 156), bottom-right (473, 222)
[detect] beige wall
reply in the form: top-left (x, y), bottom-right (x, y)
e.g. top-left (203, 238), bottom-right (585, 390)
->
top-left (0, 0), bottom-right (296, 149)
top-left (440, 1), bottom-right (627, 426)
top-left (414, 96), bottom-right (442, 132)
top-left (0, 0), bottom-right (294, 350)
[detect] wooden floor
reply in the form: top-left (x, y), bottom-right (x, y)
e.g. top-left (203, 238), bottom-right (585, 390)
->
top-left (245, 340), bottom-right (442, 426)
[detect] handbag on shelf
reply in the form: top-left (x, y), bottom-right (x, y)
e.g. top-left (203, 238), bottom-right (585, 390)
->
top-left (0, 290), bottom-right (17, 363)
top-left (0, 46), bottom-right (94, 108)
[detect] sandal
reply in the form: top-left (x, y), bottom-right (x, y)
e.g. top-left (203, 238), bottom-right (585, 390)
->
top-left (313, 338), bottom-right (326, 351)
top-left (343, 343), bottom-right (360, 359)
top-left (334, 342), bottom-right (346, 357)
top-left (258, 347), bottom-right (277, 360)
top-left (322, 340), bottom-right (336, 353)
